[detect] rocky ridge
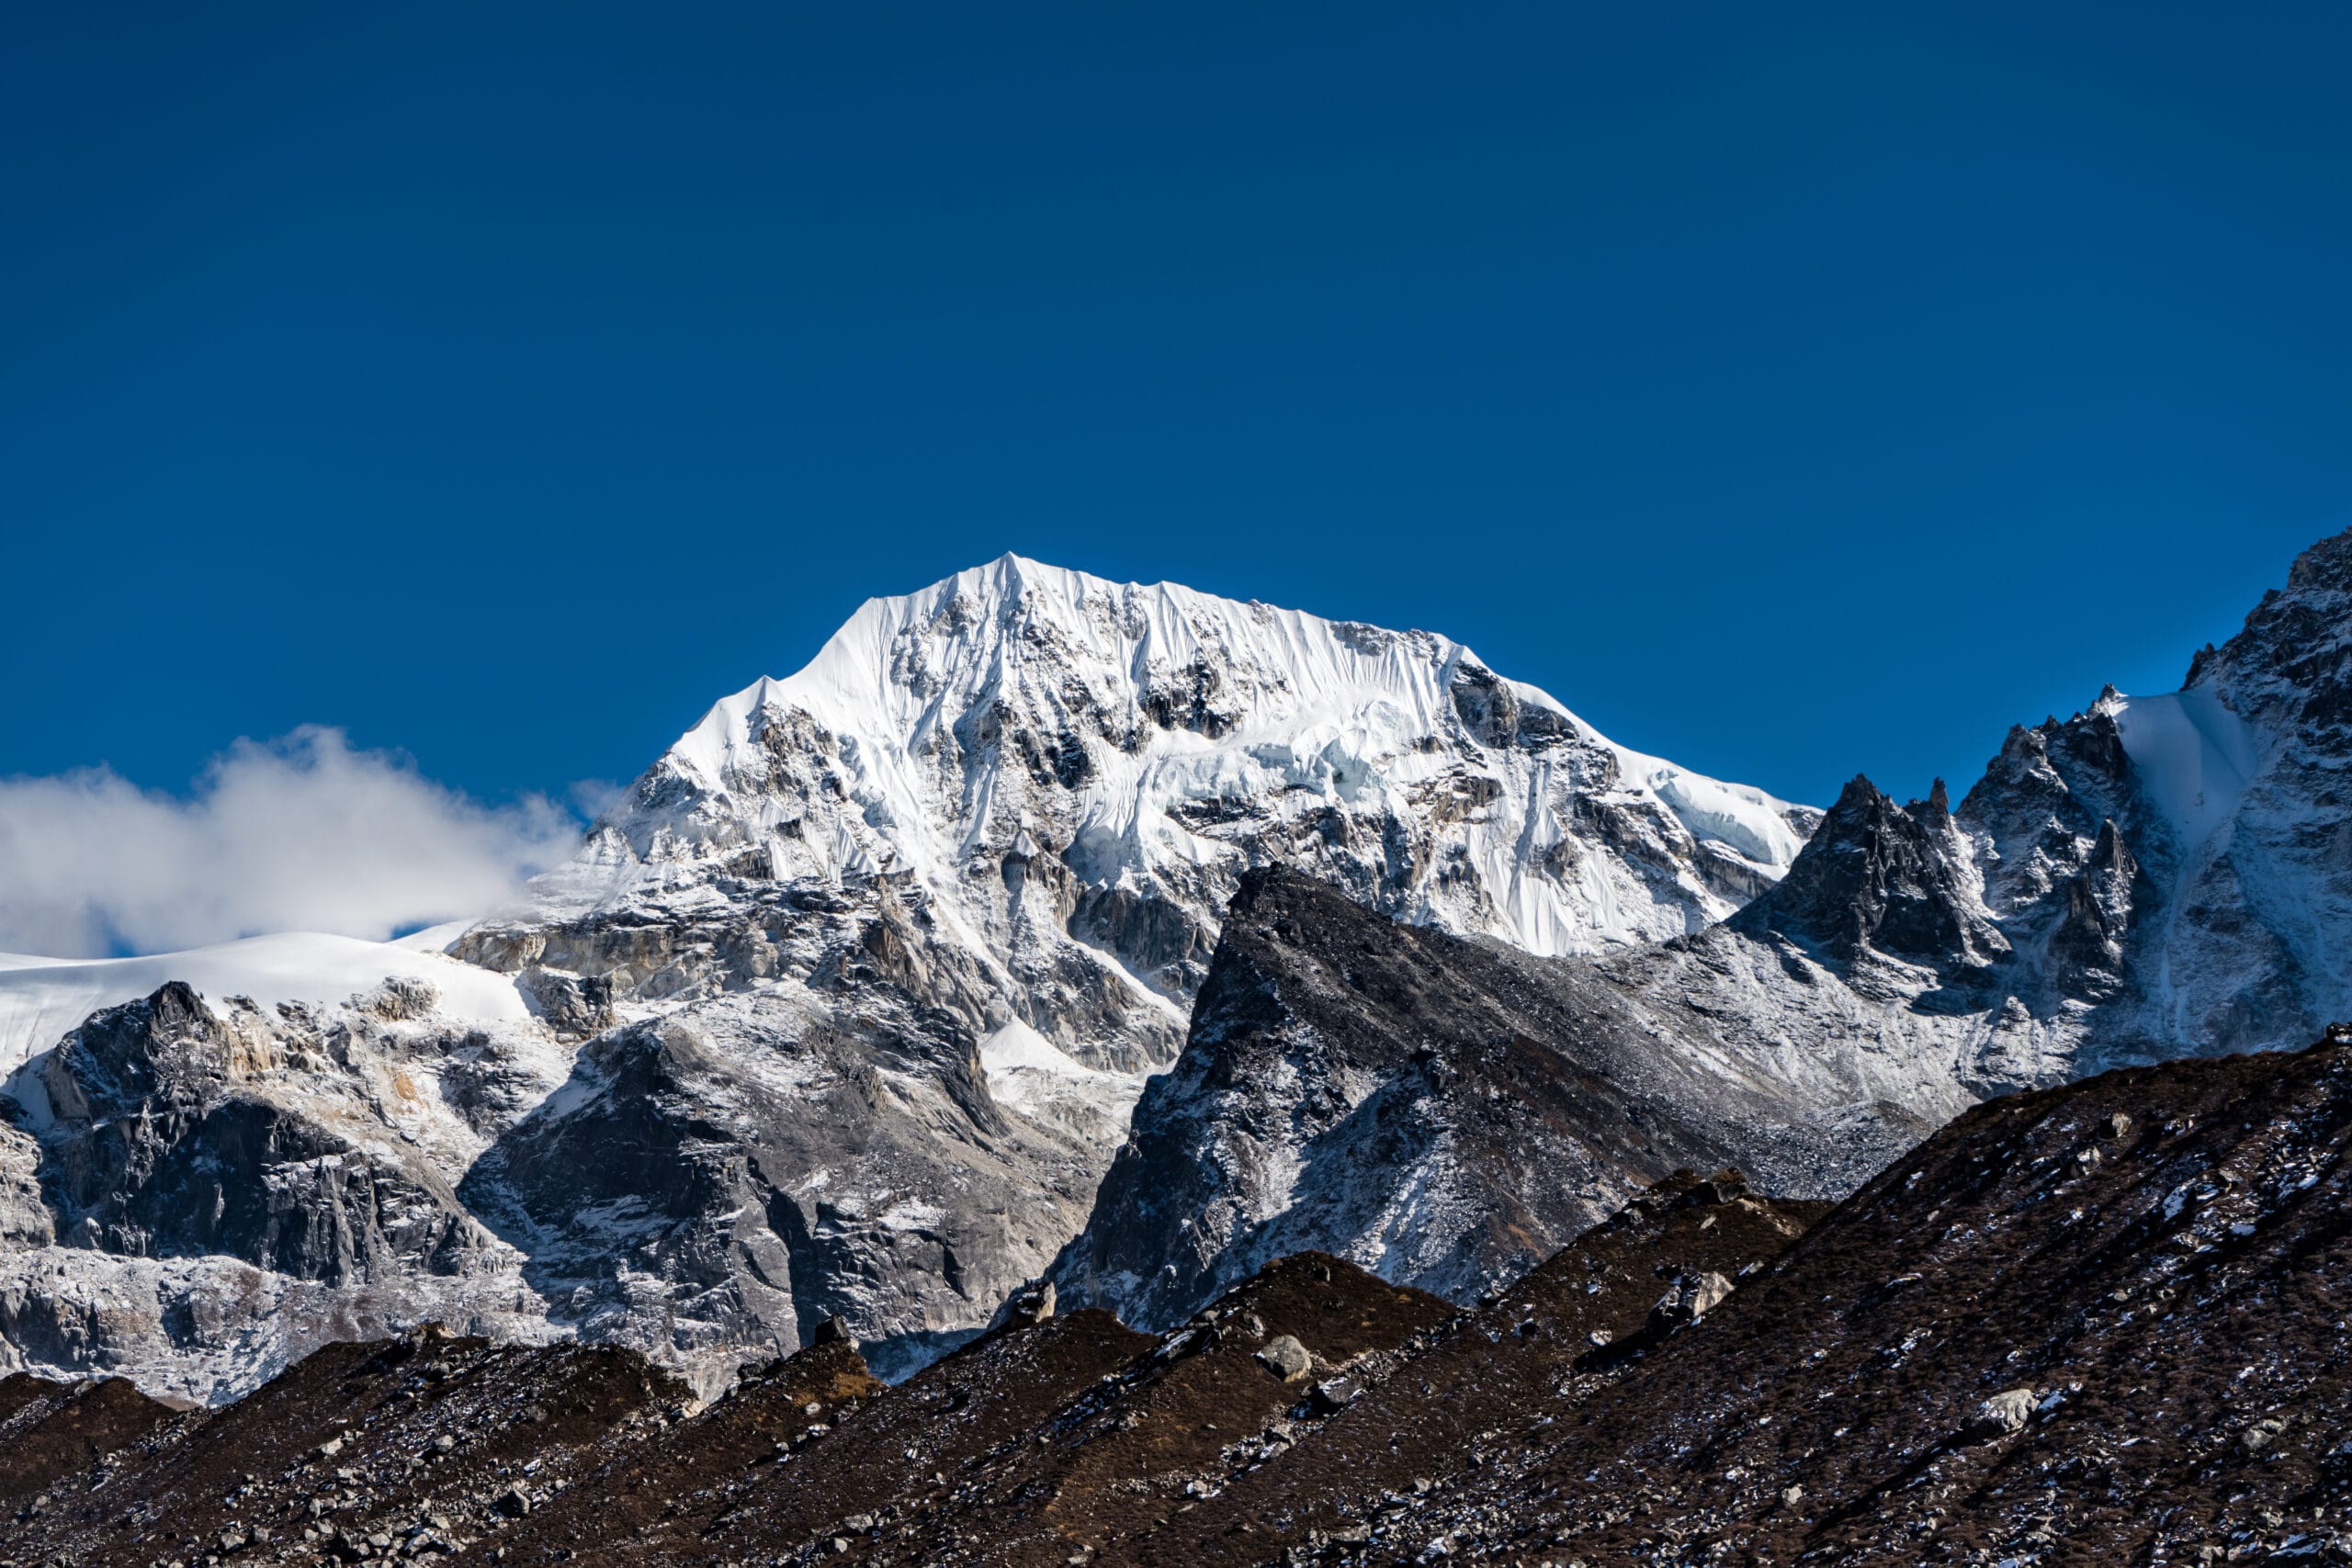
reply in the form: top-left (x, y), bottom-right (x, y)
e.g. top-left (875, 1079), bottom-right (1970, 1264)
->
top-left (15, 1025), bottom-right (2344, 1565)
top-left (1052, 869), bottom-right (1909, 1331)
top-left (0, 969), bottom-right (571, 1405)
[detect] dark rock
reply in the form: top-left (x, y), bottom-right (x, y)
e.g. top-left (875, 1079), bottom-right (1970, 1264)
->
top-left (1731, 776), bottom-right (1997, 971)
top-left (1304, 1377), bottom-right (1361, 1416)
top-left (1254, 1335), bottom-right (1311, 1382)
top-left (1052, 871), bottom-right (1838, 1330)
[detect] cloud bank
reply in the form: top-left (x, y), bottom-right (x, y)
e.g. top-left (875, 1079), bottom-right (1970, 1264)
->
top-left (0, 728), bottom-right (582, 959)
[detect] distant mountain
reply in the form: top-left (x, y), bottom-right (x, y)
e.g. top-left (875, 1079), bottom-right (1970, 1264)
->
top-left (1056, 532), bottom-right (2352, 1329)
top-left (6, 534), bottom-right (2351, 1403)
top-left (0, 556), bottom-right (1812, 1396)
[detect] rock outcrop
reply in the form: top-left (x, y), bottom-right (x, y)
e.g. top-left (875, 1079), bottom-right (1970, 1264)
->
top-left (0, 976), bottom-right (570, 1403)
top-left (1052, 869), bottom-right (1910, 1329)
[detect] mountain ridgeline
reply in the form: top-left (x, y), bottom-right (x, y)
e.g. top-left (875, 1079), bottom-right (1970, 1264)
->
top-left (3, 533), bottom-right (2351, 1416)
top-left (5, 1029), bottom-right (2346, 1566)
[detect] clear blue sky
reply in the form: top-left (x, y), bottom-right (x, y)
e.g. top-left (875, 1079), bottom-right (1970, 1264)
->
top-left (6, 2), bottom-right (2348, 812)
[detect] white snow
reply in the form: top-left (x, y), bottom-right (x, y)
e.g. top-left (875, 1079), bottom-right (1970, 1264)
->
top-left (390, 919), bottom-right (476, 954)
top-left (1618, 741), bottom-right (1813, 870)
top-left (2112, 689), bottom-right (2262, 856)
top-left (528, 554), bottom-right (1815, 963)
top-left (979, 1017), bottom-right (1148, 1134)
top-left (0, 931), bottom-right (532, 1072)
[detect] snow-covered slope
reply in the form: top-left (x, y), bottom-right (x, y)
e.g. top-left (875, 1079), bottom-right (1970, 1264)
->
top-left (0, 933), bottom-right (530, 1075)
top-left (2105, 533), bottom-right (2352, 1051)
top-left (518, 555), bottom-right (1813, 990)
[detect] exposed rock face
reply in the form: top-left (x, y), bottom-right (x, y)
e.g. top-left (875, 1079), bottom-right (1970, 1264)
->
top-left (1731, 774), bottom-right (2004, 971)
top-left (458, 990), bottom-right (1113, 1382)
top-left (32, 984), bottom-right (488, 1283)
top-left (1051, 871), bottom-right (1917, 1329)
top-left (0, 977), bottom-right (571, 1403)
top-left (0, 1121), bottom-right (50, 1253)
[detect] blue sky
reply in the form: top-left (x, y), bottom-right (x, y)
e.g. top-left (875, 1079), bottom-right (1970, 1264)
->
top-left (6, 2), bottom-right (2348, 826)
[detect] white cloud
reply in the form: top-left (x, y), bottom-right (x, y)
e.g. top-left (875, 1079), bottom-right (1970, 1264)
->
top-left (0, 728), bottom-right (582, 958)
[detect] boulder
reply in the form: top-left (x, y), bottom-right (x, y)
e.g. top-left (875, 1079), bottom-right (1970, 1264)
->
top-left (1255, 1335), bottom-right (1313, 1382)
top-left (1970, 1387), bottom-right (2037, 1438)
top-left (1650, 1271), bottom-right (1735, 1329)
top-left (2243, 1415), bottom-right (2292, 1453)
top-left (1305, 1376), bottom-right (1362, 1416)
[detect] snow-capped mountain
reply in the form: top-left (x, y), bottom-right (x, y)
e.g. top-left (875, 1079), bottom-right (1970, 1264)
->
top-left (8, 535), bottom-right (2350, 1402)
top-left (1051, 531), bottom-right (2352, 1332)
top-left (486, 553), bottom-right (1815, 1046)
top-left (440, 556), bottom-right (1817, 1379)
top-left (0, 557), bottom-right (1814, 1397)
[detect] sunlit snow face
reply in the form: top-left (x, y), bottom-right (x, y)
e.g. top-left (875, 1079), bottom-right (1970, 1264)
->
top-left (559, 555), bottom-right (1816, 964)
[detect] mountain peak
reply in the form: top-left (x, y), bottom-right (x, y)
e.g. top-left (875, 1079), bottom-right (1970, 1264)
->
top-left (1732, 773), bottom-right (1994, 968)
top-left (533, 559), bottom-right (1817, 978)
top-left (2177, 525), bottom-right (2352, 739)
top-left (2283, 524), bottom-right (2352, 592)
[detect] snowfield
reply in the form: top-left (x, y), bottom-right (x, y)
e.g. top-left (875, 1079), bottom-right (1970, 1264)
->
top-left (0, 931), bottom-right (532, 1074)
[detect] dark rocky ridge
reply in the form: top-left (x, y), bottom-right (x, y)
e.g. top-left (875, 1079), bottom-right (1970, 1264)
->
top-left (1732, 775), bottom-right (2003, 973)
top-left (0, 1371), bottom-right (179, 1502)
top-left (1052, 868), bottom-right (1906, 1331)
top-left (4, 1033), bottom-right (2346, 1564)
top-left (0, 1326), bottom-right (693, 1565)
top-left (1302, 1030), bottom-right (2352, 1565)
